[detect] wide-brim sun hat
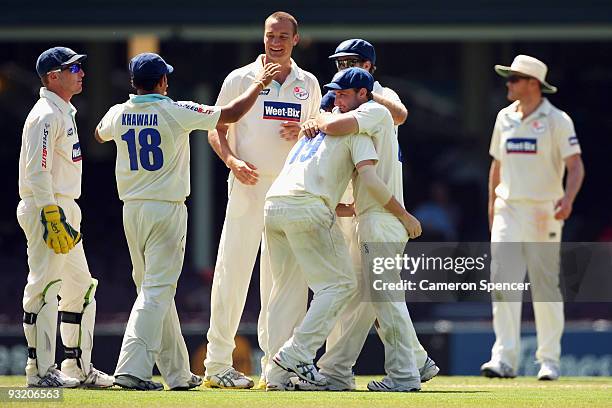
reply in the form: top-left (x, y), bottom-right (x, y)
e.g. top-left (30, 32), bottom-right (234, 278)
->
top-left (494, 54), bottom-right (557, 94)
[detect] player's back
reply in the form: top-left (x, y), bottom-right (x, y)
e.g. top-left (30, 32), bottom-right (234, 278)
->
top-left (266, 131), bottom-right (377, 210)
top-left (98, 95), bottom-right (220, 202)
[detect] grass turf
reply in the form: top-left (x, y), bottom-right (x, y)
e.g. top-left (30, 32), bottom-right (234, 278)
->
top-left (1, 375), bottom-right (610, 408)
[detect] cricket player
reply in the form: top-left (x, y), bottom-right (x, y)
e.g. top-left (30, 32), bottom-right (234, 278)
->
top-left (17, 47), bottom-right (113, 388)
top-left (264, 68), bottom-right (422, 391)
top-left (315, 39), bottom-right (438, 390)
top-left (95, 53), bottom-right (280, 391)
top-left (205, 11), bottom-right (321, 388)
top-left (298, 65), bottom-right (425, 391)
top-left (481, 55), bottom-right (584, 380)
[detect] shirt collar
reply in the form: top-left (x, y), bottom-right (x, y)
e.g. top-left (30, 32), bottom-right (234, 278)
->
top-left (40, 87), bottom-right (76, 115)
top-left (129, 93), bottom-right (172, 104)
top-left (505, 98), bottom-right (552, 121)
top-left (256, 55), bottom-right (305, 82)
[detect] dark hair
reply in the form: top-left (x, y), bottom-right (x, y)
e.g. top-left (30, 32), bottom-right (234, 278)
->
top-left (131, 75), bottom-right (162, 92)
top-left (366, 90), bottom-right (374, 100)
top-left (266, 11), bottom-right (298, 35)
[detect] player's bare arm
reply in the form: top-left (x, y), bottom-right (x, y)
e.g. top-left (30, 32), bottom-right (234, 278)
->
top-left (371, 92), bottom-right (408, 125)
top-left (301, 113), bottom-right (359, 138)
top-left (554, 153), bottom-right (585, 220)
top-left (217, 62), bottom-right (281, 124)
top-left (488, 159), bottom-right (501, 230)
top-left (356, 160), bottom-right (422, 239)
top-left (94, 129), bottom-right (105, 144)
top-left (208, 125), bottom-right (259, 186)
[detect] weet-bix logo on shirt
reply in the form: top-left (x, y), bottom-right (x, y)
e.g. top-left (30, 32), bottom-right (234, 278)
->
top-left (72, 142), bottom-right (82, 162)
top-left (263, 101), bottom-right (301, 122)
top-left (506, 138), bottom-right (537, 154)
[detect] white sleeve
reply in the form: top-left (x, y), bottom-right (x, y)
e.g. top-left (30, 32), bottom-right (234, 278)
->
top-left (306, 78), bottom-right (322, 121)
top-left (489, 114), bottom-right (502, 160)
top-left (24, 113), bottom-right (60, 207)
top-left (350, 102), bottom-right (387, 137)
top-left (170, 102), bottom-right (222, 132)
top-left (349, 134), bottom-right (379, 166)
top-left (381, 87), bottom-right (402, 104)
top-left (215, 71), bottom-right (242, 106)
top-left (96, 105), bottom-right (120, 141)
top-left (554, 112), bottom-right (581, 158)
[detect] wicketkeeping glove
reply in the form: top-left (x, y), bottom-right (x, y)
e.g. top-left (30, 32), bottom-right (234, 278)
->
top-left (40, 205), bottom-right (82, 254)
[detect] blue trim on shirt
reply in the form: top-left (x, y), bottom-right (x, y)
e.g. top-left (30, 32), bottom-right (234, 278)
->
top-left (130, 94), bottom-right (172, 104)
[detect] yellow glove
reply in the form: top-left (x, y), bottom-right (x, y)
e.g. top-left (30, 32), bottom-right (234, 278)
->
top-left (40, 205), bottom-right (81, 254)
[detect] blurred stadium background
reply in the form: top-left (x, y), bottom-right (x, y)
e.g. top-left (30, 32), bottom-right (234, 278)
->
top-left (0, 1), bottom-right (610, 379)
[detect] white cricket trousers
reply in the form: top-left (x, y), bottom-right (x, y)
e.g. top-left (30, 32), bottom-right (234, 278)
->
top-left (490, 197), bottom-right (564, 369)
top-left (264, 196), bottom-right (356, 366)
top-left (115, 200), bottom-right (191, 389)
top-left (18, 196), bottom-right (95, 376)
top-left (319, 212), bottom-right (421, 386)
top-left (205, 174), bottom-right (277, 377)
top-left (18, 196), bottom-right (93, 315)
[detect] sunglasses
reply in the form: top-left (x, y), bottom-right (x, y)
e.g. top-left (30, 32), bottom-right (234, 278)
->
top-left (335, 58), bottom-right (363, 70)
top-left (48, 63), bottom-right (82, 75)
top-left (507, 74), bottom-right (532, 83)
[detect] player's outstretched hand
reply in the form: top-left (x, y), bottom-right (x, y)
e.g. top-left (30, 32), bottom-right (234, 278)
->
top-left (280, 121), bottom-right (300, 142)
top-left (554, 195), bottom-right (573, 220)
top-left (401, 212), bottom-right (422, 239)
top-left (300, 119), bottom-right (320, 139)
top-left (229, 157), bottom-right (259, 185)
top-left (257, 63), bottom-right (282, 87)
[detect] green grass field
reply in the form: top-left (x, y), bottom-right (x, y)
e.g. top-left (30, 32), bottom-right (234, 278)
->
top-left (1, 376), bottom-right (611, 408)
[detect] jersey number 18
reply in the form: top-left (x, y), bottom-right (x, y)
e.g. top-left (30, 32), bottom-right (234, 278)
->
top-left (121, 128), bottom-right (164, 171)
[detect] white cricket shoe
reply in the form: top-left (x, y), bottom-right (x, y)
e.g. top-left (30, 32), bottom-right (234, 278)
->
top-left (480, 360), bottom-right (516, 379)
top-left (537, 361), bottom-right (560, 381)
top-left (62, 363), bottom-right (114, 388)
top-left (204, 367), bottom-right (254, 389)
top-left (367, 376), bottom-right (421, 392)
top-left (27, 365), bottom-right (80, 388)
top-left (265, 364), bottom-right (296, 391)
top-left (272, 350), bottom-right (326, 386)
top-left (420, 357), bottom-right (440, 382)
top-left (294, 376), bottom-right (355, 391)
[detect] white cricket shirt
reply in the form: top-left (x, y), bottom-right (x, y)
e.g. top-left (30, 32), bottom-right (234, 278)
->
top-left (19, 88), bottom-right (83, 208)
top-left (216, 55), bottom-right (322, 177)
top-left (489, 98), bottom-right (581, 201)
top-left (266, 132), bottom-right (379, 210)
top-left (96, 94), bottom-right (221, 202)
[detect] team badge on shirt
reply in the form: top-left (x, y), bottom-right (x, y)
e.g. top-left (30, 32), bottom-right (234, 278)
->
top-left (506, 138), bottom-right (537, 154)
top-left (293, 86), bottom-right (309, 100)
top-left (263, 101), bottom-right (301, 122)
top-left (531, 120), bottom-right (546, 134)
top-left (72, 142), bottom-right (82, 162)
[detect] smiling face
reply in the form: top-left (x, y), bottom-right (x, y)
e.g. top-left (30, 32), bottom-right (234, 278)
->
top-left (263, 17), bottom-right (299, 64)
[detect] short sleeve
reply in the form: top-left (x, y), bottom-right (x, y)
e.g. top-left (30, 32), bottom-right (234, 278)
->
top-left (554, 112), bottom-right (581, 158)
top-left (349, 134), bottom-right (379, 166)
top-left (171, 102), bottom-right (222, 132)
top-left (96, 105), bottom-right (120, 141)
top-left (381, 87), bottom-right (402, 104)
top-left (215, 71), bottom-right (242, 106)
top-left (306, 79), bottom-right (322, 121)
top-left (350, 102), bottom-right (387, 137)
top-left (489, 114), bottom-right (502, 160)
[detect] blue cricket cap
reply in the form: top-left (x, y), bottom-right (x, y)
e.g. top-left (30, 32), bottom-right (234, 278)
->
top-left (36, 47), bottom-right (87, 77)
top-left (129, 53), bottom-right (174, 81)
top-left (320, 90), bottom-right (336, 111)
top-left (328, 39), bottom-right (376, 65)
top-left (324, 67), bottom-right (374, 92)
